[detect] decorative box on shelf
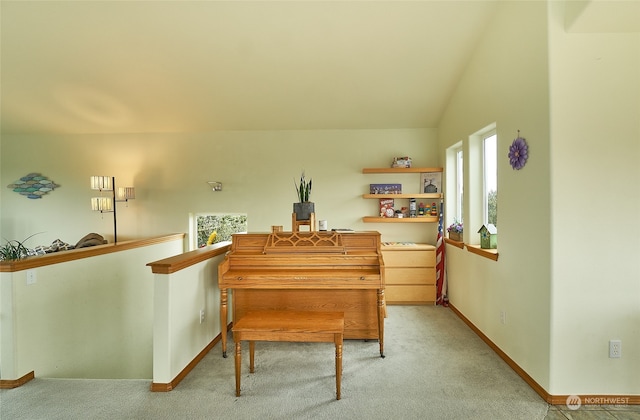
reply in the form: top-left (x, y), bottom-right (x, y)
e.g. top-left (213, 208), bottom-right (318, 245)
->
top-left (391, 157), bottom-right (412, 168)
top-left (370, 184), bottom-right (402, 194)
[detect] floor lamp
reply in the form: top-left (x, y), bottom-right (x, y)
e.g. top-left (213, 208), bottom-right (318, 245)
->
top-left (91, 176), bottom-right (135, 243)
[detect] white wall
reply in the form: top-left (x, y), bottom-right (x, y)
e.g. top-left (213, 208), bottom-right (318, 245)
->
top-left (1, 129), bottom-right (439, 246)
top-left (0, 238), bottom-right (184, 380)
top-left (547, 1), bottom-right (640, 395)
top-left (438, 1), bottom-right (552, 391)
top-left (152, 250), bottom-right (226, 385)
top-left (440, 0), bottom-right (640, 397)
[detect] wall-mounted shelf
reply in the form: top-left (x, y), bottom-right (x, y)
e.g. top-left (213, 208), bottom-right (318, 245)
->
top-left (362, 216), bottom-right (438, 223)
top-left (363, 193), bottom-right (442, 199)
top-left (362, 167), bottom-right (443, 223)
top-left (362, 167), bottom-right (442, 174)
top-left (466, 244), bottom-right (499, 261)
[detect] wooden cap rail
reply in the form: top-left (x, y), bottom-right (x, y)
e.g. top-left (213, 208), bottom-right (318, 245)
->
top-left (1, 234), bottom-right (186, 272)
top-left (147, 240), bottom-right (231, 274)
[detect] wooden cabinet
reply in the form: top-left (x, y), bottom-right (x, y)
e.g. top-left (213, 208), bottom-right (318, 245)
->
top-left (362, 167), bottom-right (443, 223)
top-left (382, 243), bottom-right (436, 305)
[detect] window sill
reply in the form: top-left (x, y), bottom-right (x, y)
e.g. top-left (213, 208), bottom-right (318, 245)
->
top-left (444, 239), bottom-right (498, 261)
top-left (444, 238), bottom-right (464, 249)
top-left (465, 244), bottom-right (499, 261)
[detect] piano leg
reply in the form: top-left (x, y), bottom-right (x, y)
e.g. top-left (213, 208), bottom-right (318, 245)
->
top-left (377, 289), bottom-right (386, 358)
top-left (221, 288), bottom-right (228, 358)
top-left (249, 341), bottom-right (256, 373)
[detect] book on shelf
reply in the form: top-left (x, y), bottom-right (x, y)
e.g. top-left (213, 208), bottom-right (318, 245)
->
top-left (379, 198), bottom-right (395, 218)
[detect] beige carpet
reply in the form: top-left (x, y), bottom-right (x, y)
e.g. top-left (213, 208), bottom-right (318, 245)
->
top-left (0, 305), bottom-right (550, 419)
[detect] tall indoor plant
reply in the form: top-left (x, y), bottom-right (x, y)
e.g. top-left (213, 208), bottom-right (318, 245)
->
top-left (293, 171), bottom-right (314, 220)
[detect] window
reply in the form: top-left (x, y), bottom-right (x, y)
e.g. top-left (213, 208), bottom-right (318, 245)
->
top-left (191, 213), bottom-right (247, 250)
top-left (455, 147), bottom-right (464, 223)
top-left (483, 132), bottom-right (497, 226)
top-left (446, 142), bottom-right (464, 227)
top-left (448, 124), bottom-right (499, 259)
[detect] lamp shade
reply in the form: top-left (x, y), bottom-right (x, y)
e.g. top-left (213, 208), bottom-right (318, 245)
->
top-left (91, 176), bottom-right (113, 191)
top-left (117, 187), bottom-right (135, 200)
top-left (91, 197), bottom-right (113, 212)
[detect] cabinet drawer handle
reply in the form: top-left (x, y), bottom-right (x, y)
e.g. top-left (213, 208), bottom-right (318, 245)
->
top-left (360, 276), bottom-right (365, 280)
top-left (237, 276), bottom-right (243, 280)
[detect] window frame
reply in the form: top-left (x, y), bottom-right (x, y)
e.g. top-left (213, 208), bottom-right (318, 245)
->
top-left (445, 141), bottom-right (464, 237)
top-left (455, 122), bottom-right (499, 260)
top-left (455, 146), bottom-right (464, 224)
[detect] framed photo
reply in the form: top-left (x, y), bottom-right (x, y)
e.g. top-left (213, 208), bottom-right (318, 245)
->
top-left (420, 172), bottom-right (441, 194)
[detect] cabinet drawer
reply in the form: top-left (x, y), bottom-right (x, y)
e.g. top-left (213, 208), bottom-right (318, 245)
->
top-left (385, 285), bottom-right (436, 304)
top-left (384, 267), bottom-right (435, 285)
top-left (382, 250), bottom-right (435, 267)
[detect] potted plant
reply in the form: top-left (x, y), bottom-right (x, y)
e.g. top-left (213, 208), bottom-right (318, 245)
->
top-left (447, 220), bottom-right (463, 241)
top-left (0, 234), bottom-right (38, 261)
top-left (293, 171), bottom-right (314, 220)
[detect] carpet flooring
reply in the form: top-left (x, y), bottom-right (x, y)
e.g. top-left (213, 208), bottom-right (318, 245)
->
top-left (2, 305), bottom-right (554, 419)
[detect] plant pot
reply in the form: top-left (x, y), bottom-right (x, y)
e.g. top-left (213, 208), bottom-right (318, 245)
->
top-left (293, 202), bottom-right (315, 221)
top-left (449, 231), bottom-right (462, 241)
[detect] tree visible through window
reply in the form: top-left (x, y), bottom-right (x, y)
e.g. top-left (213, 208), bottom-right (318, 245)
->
top-left (483, 133), bottom-right (498, 227)
top-left (455, 147), bottom-right (464, 224)
top-left (196, 214), bottom-right (247, 248)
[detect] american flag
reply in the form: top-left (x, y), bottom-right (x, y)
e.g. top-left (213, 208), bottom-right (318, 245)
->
top-left (435, 200), bottom-right (448, 306)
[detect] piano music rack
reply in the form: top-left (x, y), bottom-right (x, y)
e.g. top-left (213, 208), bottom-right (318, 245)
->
top-left (263, 231), bottom-right (346, 254)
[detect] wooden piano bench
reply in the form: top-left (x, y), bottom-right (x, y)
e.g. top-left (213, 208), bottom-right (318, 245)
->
top-left (231, 310), bottom-right (345, 400)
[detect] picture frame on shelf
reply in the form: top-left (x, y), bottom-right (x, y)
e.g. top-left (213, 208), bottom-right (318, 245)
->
top-left (420, 172), bottom-right (442, 194)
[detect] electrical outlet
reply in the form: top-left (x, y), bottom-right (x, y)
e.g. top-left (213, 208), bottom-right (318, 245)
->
top-left (199, 309), bottom-right (205, 324)
top-left (26, 269), bottom-right (37, 285)
top-left (500, 310), bottom-right (507, 325)
top-left (609, 340), bottom-right (622, 358)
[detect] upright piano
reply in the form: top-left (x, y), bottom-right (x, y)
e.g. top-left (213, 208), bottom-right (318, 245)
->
top-left (218, 230), bottom-right (385, 357)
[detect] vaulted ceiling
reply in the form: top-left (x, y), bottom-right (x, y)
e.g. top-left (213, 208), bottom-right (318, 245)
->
top-left (1, 1), bottom-right (636, 135)
top-left (0, 1), bottom-right (500, 134)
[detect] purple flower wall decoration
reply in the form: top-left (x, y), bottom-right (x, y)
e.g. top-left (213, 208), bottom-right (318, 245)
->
top-left (508, 137), bottom-right (528, 170)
